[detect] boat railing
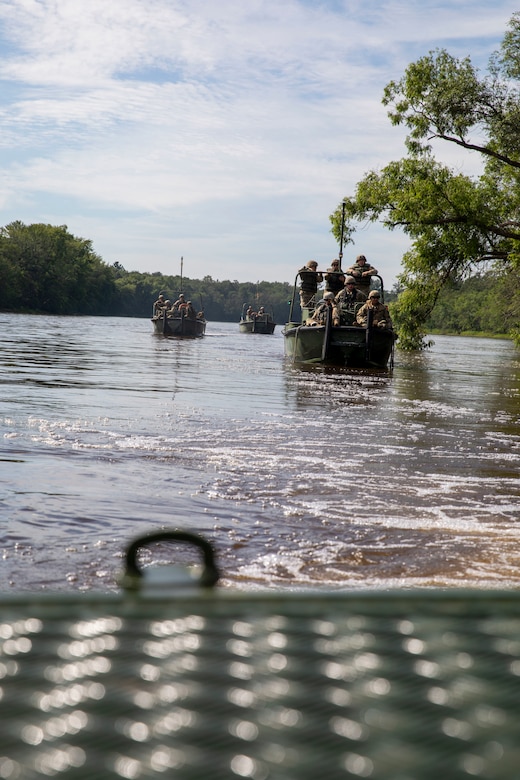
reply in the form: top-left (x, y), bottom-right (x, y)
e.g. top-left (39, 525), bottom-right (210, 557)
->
top-left (288, 274), bottom-right (301, 322)
top-left (371, 274), bottom-right (385, 301)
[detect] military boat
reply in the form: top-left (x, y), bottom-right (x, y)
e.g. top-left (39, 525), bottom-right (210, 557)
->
top-left (151, 258), bottom-right (206, 338)
top-left (239, 304), bottom-right (276, 334)
top-left (152, 306), bottom-right (206, 337)
top-left (283, 272), bottom-right (395, 368)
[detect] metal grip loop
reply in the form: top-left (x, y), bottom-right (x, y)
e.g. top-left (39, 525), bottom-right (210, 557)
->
top-left (123, 529), bottom-right (220, 588)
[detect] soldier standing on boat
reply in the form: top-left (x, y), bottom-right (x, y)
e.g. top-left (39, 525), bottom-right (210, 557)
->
top-left (345, 255), bottom-right (378, 296)
top-left (298, 260), bottom-right (323, 308)
top-left (324, 259), bottom-right (345, 297)
top-left (356, 290), bottom-right (393, 329)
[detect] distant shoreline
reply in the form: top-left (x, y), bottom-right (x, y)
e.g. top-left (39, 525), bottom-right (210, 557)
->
top-left (428, 330), bottom-right (511, 340)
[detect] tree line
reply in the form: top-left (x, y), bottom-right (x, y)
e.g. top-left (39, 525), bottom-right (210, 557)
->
top-left (0, 221), bottom-right (294, 323)
top-left (114, 268), bottom-right (294, 323)
top-left (424, 271), bottom-right (517, 337)
top-left (1, 219), bottom-right (516, 337)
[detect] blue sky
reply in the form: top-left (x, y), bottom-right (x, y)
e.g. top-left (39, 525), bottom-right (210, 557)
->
top-left (0, 0), bottom-right (517, 288)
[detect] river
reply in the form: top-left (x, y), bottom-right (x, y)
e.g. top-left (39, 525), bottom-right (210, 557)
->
top-left (1, 313), bottom-right (519, 592)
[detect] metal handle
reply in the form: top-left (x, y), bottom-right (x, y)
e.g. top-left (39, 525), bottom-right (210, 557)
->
top-left (123, 529), bottom-right (220, 589)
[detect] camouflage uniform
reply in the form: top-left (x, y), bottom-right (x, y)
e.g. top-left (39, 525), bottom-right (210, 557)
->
top-left (153, 295), bottom-right (168, 315)
top-left (299, 263), bottom-right (323, 308)
top-left (324, 261), bottom-right (345, 296)
top-left (307, 297), bottom-right (334, 325)
top-left (356, 300), bottom-right (393, 329)
top-left (345, 255), bottom-right (378, 295)
top-left (333, 287), bottom-right (367, 326)
top-left (171, 295), bottom-right (186, 313)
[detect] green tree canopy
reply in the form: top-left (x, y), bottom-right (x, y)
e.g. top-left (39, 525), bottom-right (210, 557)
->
top-left (330, 13), bottom-right (520, 349)
top-left (0, 221), bottom-right (115, 314)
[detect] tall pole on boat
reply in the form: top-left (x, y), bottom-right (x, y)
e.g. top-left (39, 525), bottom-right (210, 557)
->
top-left (180, 256), bottom-right (184, 294)
top-left (339, 201), bottom-right (345, 266)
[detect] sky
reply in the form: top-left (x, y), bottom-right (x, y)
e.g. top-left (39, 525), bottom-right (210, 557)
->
top-left (0, 0), bottom-right (518, 289)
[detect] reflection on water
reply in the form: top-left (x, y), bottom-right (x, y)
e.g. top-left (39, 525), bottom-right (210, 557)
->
top-left (1, 315), bottom-right (520, 591)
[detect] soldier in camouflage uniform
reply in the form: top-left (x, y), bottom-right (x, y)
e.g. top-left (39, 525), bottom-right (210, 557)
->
top-left (307, 292), bottom-right (335, 325)
top-left (355, 290), bottom-right (393, 329)
top-left (298, 260), bottom-right (323, 308)
top-left (324, 259), bottom-right (345, 297)
top-left (345, 254), bottom-right (378, 296)
top-left (333, 276), bottom-right (367, 326)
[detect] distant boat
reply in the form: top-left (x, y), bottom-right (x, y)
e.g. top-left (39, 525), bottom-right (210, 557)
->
top-left (151, 257), bottom-right (206, 338)
top-left (239, 304), bottom-right (276, 334)
top-left (151, 300), bottom-right (206, 338)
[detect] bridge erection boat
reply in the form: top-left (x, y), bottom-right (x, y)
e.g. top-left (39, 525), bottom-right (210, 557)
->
top-left (151, 290), bottom-right (206, 338)
top-left (152, 307), bottom-right (206, 337)
top-left (283, 274), bottom-right (396, 369)
top-left (239, 304), bottom-right (276, 334)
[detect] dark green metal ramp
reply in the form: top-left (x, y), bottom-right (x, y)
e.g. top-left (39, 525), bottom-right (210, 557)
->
top-left (1, 587), bottom-right (520, 779)
top-left (1, 531), bottom-right (519, 779)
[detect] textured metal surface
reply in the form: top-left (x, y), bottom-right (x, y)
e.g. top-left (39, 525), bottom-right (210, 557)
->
top-left (1, 590), bottom-right (520, 779)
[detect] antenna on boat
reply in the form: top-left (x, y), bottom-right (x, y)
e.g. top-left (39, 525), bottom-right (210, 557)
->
top-left (339, 201), bottom-right (345, 266)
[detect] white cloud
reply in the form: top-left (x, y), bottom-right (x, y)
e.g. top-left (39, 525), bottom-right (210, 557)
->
top-left (0, 0), bottom-right (517, 288)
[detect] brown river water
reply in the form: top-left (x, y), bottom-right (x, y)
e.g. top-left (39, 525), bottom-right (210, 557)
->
top-left (1, 313), bottom-right (519, 592)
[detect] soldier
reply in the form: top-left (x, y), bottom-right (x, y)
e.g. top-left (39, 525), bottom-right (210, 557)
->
top-left (153, 292), bottom-right (168, 315)
top-left (355, 290), bottom-right (393, 329)
top-left (298, 260), bottom-right (323, 308)
top-left (333, 276), bottom-right (366, 326)
top-left (307, 292), bottom-right (335, 325)
top-left (185, 301), bottom-right (196, 318)
top-left (171, 293), bottom-right (186, 313)
top-left (324, 259), bottom-right (345, 297)
top-left (345, 254), bottom-right (378, 296)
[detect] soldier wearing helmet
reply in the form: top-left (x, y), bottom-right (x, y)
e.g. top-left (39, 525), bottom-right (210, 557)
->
top-left (324, 258), bottom-right (345, 297)
top-left (298, 260), bottom-right (323, 308)
top-left (355, 289), bottom-right (393, 329)
top-left (171, 293), bottom-right (186, 314)
top-left (335, 275), bottom-right (367, 304)
top-left (153, 293), bottom-right (168, 315)
top-left (307, 291), bottom-right (335, 326)
top-left (333, 276), bottom-right (367, 326)
top-left (345, 254), bottom-right (378, 296)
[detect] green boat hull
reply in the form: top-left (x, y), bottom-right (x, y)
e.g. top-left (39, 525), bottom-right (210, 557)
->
top-left (239, 317), bottom-right (276, 334)
top-left (152, 311), bottom-right (206, 338)
top-left (283, 322), bottom-right (395, 368)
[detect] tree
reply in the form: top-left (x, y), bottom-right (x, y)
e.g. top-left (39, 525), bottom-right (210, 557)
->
top-left (0, 221), bottom-right (116, 314)
top-left (330, 14), bottom-right (520, 349)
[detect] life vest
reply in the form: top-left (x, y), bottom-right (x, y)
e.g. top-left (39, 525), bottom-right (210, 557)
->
top-left (299, 269), bottom-right (321, 292)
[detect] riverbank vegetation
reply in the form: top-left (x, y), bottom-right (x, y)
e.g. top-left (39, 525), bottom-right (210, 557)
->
top-left (424, 271), bottom-right (516, 337)
top-left (0, 221), bottom-right (294, 323)
top-left (0, 220), bottom-right (517, 337)
top-left (330, 13), bottom-right (520, 349)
